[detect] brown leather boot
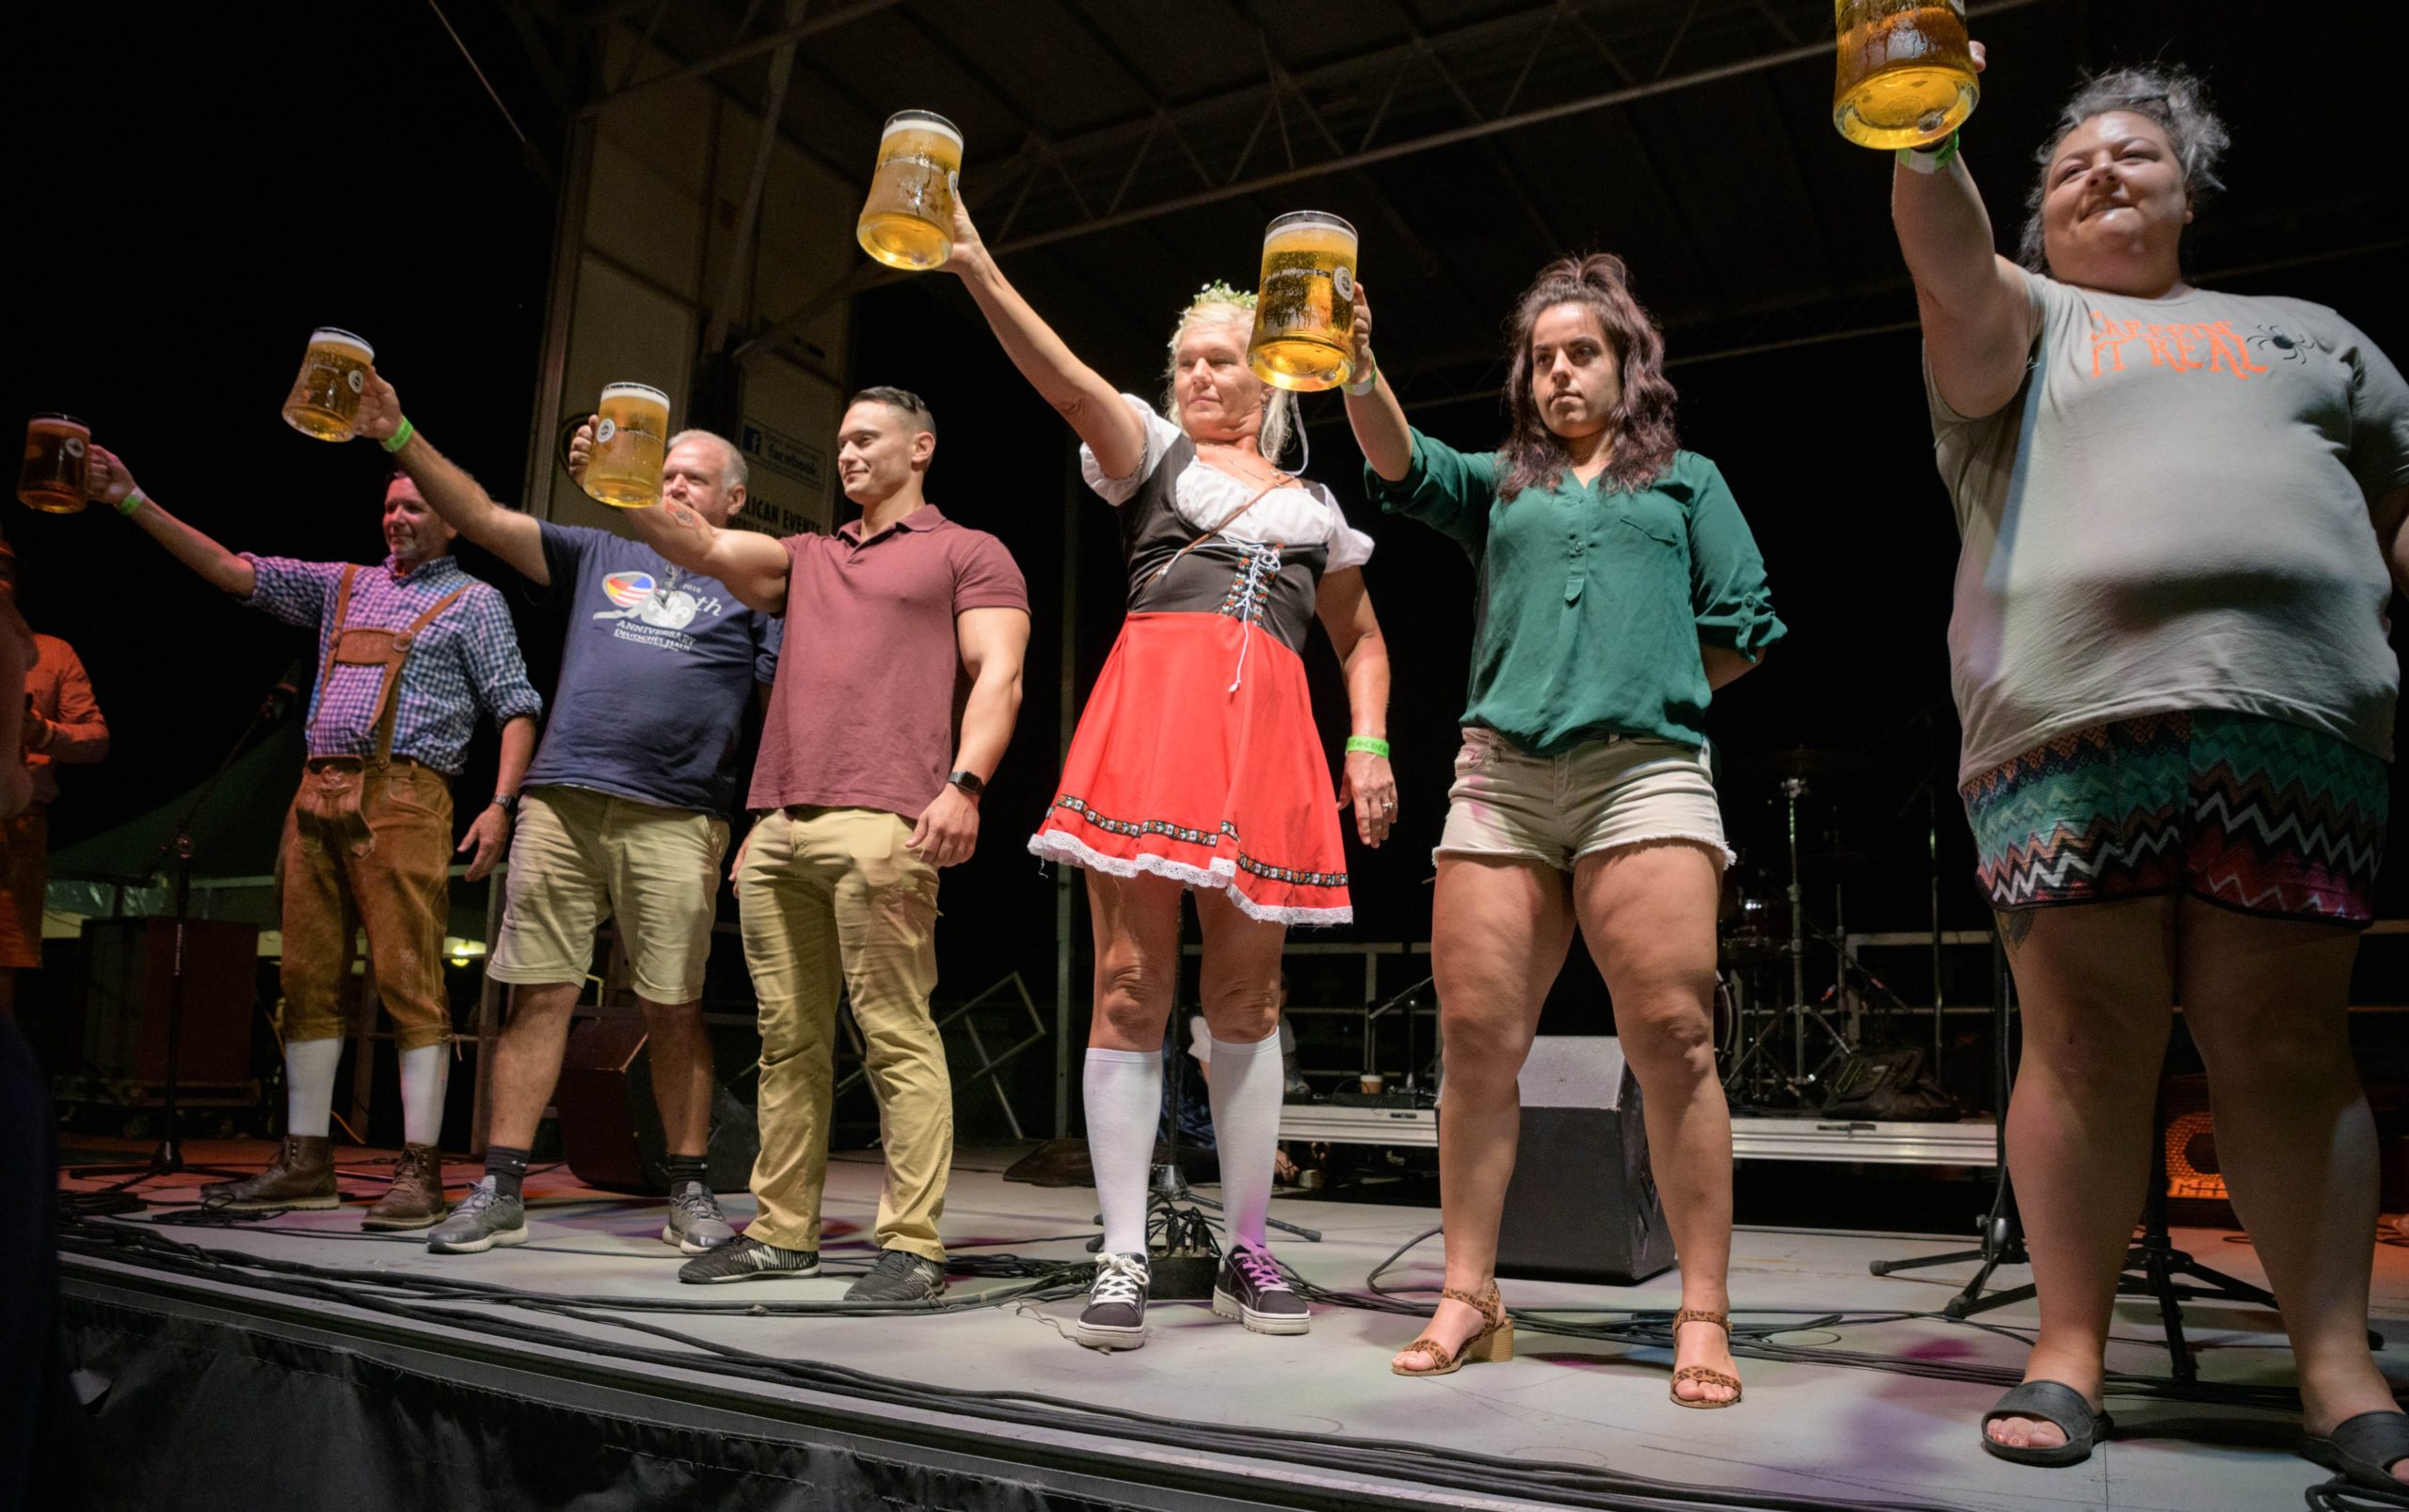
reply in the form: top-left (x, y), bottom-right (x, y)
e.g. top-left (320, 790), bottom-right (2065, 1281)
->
top-left (362, 1144), bottom-right (451, 1231)
top-left (201, 1134), bottom-right (338, 1211)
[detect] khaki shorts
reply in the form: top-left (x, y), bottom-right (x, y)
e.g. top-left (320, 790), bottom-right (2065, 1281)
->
top-left (487, 785), bottom-right (730, 1004)
top-left (1435, 727), bottom-right (1732, 872)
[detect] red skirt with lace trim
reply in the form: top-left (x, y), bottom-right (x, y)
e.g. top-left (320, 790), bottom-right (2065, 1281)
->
top-left (1029, 611), bottom-right (1350, 926)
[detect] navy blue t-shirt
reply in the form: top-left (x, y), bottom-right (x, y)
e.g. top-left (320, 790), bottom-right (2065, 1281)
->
top-left (520, 522), bottom-right (779, 815)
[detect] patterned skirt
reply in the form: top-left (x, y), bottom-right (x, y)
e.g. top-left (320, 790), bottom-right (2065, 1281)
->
top-left (1029, 611), bottom-right (1350, 926)
top-left (1962, 709), bottom-right (2387, 924)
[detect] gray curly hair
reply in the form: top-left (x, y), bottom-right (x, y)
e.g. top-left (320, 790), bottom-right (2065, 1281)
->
top-left (2018, 63), bottom-right (2230, 273)
top-left (1159, 286), bottom-right (1296, 464)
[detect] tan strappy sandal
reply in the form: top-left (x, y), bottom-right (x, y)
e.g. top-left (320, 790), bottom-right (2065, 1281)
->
top-left (1668, 1308), bottom-right (1743, 1409)
top-left (1391, 1282), bottom-right (1514, 1377)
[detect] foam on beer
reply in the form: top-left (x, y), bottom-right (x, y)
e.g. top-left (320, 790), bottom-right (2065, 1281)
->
top-left (1261, 211), bottom-right (1355, 249)
top-left (880, 112), bottom-right (962, 150)
top-left (308, 327), bottom-right (375, 360)
top-left (600, 382), bottom-right (671, 406)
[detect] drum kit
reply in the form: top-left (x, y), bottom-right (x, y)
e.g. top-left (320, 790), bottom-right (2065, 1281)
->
top-left (1714, 724), bottom-right (1951, 1113)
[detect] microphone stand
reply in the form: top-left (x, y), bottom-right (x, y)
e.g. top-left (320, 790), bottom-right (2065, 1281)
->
top-left (72, 666), bottom-right (298, 1192)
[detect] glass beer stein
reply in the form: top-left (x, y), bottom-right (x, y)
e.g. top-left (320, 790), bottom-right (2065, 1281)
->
top-left (282, 327), bottom-right (376, 440)
top-left (856, 110), bottom-right (964, 271)
top-left (18, 413), bottom-right (90, 514)
top-left (583, 382), bottom-right (672, 508)
top-left (1247, 211), bottom-right (1359, 392)
top-left (1832, 0), bottom-right (1978, 149)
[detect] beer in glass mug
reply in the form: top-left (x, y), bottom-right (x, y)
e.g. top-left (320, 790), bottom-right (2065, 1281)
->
top-left (584, 383), bottom-right (672, 509)
top-left (857, 110), bottom-right (963, 271)
top-left (281, 327), bottom-right (376, 441)
top-left (1832, 0), bottom-right (1977, 149)
top-left (1247, 211), bottom-right (1359, 392)
top-left (18, 414), bottom-right (90, 515)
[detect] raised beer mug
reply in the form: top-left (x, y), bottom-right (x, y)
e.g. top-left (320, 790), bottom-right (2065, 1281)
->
top-left (583, 382), bottom-right (672, 509)
top-left (857, 110), bottom-right (963, 272)
top-left (281, 327), bottom-right (376, 441)
top-left (1832, 0), bottom-right (1978, 149)
top-left (1248, 211), bottom-right (1359, 392)
top-left (18, 413), bottom-right (90, 515)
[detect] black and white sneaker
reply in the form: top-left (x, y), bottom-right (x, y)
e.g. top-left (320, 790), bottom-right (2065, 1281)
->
top-left (1212, 1242), bottom-right (1310, 1335)
top-left (662, 1184), bottom-right (737, 1254)
top-left (844, 1248), bottom-right (947, 1302)
top-left (676, 1234), bottom-right (820, 1284)
top-left (424, 1178), bottom-right (529, 1254)
top-left (1074, 1251), bottom-right (1150, 1351)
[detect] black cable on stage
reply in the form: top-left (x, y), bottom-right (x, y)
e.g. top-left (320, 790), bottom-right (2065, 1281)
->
top-left (58, 1211), bottom-right (1971, 1512)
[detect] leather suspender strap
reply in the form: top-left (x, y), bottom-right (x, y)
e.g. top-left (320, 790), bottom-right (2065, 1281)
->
top-left (365, 584), bottom-right (472, 763)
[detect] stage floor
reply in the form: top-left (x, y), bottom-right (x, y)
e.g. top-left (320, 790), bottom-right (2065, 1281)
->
top-left (55, 1138), bottom-right (2409, 1510)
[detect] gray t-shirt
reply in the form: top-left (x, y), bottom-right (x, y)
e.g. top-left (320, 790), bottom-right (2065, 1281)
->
top-left (1931, 272), bottom-right (2409, 784)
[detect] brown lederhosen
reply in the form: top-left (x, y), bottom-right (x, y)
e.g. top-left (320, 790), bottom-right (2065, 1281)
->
top-left (278, 565), bottom-right (471, 1049)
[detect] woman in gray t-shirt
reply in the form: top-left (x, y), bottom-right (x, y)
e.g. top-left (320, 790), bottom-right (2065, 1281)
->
top-left (1894, 57), bottom-right (2409, 1485)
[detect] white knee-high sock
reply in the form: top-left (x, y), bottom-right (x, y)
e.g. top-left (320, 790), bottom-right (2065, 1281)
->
top-left (1205, 1029), bottom-right (1284, 1251)
top-left (285, 1038), bottom-right (343, 1139)
top-left (399, 1044), bottom-right (450, 1148)
top-left (1084, 1047), bottom-right (1161, 1256)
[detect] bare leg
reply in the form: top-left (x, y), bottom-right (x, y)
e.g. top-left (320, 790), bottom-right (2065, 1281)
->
top-left (483, 981), bottom-right (581, 1152)
top-left (1083, 871), bottom-right (1186, 1257)
top-left (1391, 857), bottom-right (1574, 1371)
top-left (1087, 871), bottom-right (1186, 1053)
top-left (638, 997), bottom-right (714, 1157)
top-left (2176, 899), bottom-right (2401, 1477)
top-left (1574, 839), bottom-right (1736, 1403)
top-left (1987, 899), bottom-right (2176, 1451)
top-left (1191, 886), bottom-right (1287, 1249)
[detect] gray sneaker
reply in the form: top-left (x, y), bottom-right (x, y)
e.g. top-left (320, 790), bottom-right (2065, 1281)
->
top-left (844, 1248), bottom-right (946, 1302)
top-left (662, 1184), bottom-right (737, 1254)
top-left (425, 1178), bottom-right (529, 1254)
top-left (1074, 1251), bottom-right (1150, 1351)
top-left (677, 1234), bottom-right (820, 1284)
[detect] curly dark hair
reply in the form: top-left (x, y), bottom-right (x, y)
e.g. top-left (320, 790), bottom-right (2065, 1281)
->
top-left (1497, 254), bottom-right (1679, 499)
top-left (2017, 63), bottom-right (2229, 274)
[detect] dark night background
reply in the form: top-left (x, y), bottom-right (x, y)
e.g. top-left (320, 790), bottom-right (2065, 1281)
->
top-left (12, 4), bottom-right (2409, 1125)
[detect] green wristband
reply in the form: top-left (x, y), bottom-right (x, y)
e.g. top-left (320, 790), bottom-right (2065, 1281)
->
top-left (1896, 130), bottom-right (1960, 174)
top-left (1346, 735), bottom-right (1391, 759)
top-left (380, 415), bottom-right (415, 454)
top-left (116, 487), bottom-right (148, 518)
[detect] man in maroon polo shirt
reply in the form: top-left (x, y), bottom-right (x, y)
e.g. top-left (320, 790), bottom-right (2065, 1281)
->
top-left (598, 386), bottom-right (1029, 1301)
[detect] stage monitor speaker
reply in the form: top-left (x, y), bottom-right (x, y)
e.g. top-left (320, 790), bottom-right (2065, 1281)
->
top-left (1493, 1036), bottom-right (1675, 1286)
top-left (555, 1017), bottom-right (758, 1194)
top-left (76, 917), bottom-right (260, 1086)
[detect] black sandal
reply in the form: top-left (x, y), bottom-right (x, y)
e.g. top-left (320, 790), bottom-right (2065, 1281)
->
top-left (1979, 1380), bottom-right (2111, 1468)
top-left (2302, 1410), bottom-right (2409, 1491)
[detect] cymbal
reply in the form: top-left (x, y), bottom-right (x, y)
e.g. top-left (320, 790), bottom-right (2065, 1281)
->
top-left (1727, 747), bottom-right (1868, 784)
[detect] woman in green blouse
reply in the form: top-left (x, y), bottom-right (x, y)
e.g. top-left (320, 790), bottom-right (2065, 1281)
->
top-left (1346, 256), bottom-right (1783, 1404)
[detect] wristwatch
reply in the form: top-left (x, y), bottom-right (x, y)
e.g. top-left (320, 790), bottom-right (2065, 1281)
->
top-left (490, 792), bottom-right (520, 817)
top-left (947, 770), bottom-right (986, 799)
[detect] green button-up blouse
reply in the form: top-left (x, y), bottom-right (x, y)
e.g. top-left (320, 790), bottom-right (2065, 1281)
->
top-left (1367, 431), bottom-right (1785, 755)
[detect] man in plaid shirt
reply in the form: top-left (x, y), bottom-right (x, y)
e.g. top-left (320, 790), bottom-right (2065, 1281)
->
top-left (88, 443), bottom-right (542, 1230)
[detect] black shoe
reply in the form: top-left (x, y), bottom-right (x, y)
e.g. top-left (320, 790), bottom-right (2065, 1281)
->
top-left (1211, 1242), bottom-right (1310, 1335)
top-left (845, 1248), bottom-right (946, 1302)
top-left (1075, 1251), bottom-right (1150, 1351)
top-left (676, 1234), bottom-right (820, 1284)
